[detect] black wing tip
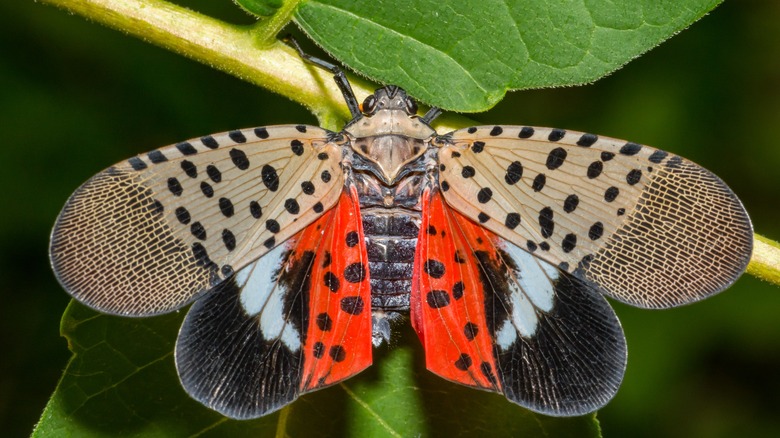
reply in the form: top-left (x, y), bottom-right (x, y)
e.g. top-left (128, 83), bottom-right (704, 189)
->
top-left (175, 277), bottom-right (303, 420)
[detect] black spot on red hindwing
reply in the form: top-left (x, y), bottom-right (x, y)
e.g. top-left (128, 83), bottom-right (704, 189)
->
top-left (452, 281), bottom-right (464, 299)
top-left (340, 296), bottom-right (365, 315)
top-left (480, 361), bottom-right (498, 385)
top-left (324, 271), bottom-right (340, 292)
top-left (345, 231), bottom-right (359, 247)
top-left (464, 322), bottom-right (479, 341)
top-left (316, 313), bottom-right (333, 331)
top-left (426, 290), bottom-right (451, 308)
top-left (312, 342), bottom-right (325, 358)
top-left (329, 345), bottom-right (347, 362)
top-left (454, 251), bottom-right (466, 264)
top-left (424, 259), bottom-right (446, 278)
top-left (454, 353), bottom-right (472, 371)
top-left (322, 251), bottom-right (332, 268)
top-left (344, 263), bottom-right (366, 283)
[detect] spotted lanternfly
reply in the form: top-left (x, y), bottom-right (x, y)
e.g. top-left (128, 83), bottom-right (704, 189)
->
top-left (50, 47), bottom-right (753, 419)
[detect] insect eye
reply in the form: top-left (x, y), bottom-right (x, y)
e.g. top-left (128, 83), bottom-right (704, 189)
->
top-left (362, 95), bottom-right (377, 114)
top-left (405, 97), bottom-right (418, 115)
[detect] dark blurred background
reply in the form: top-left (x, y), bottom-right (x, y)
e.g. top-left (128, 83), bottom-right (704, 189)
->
top-left (2, 1), bottom-right (778, 436)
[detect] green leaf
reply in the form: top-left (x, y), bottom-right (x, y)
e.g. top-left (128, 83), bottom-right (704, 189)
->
top-left (295, 0), bottom-right (723, 111)
top-left (34, 303), bottom-right (600, 436)
top-left (233, 0), bottom-right (285, 17)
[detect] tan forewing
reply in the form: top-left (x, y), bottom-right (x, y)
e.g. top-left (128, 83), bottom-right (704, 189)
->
top-left (438, 126), bottom-right (752, 308)
top-left (50, 125), bottom-right (344, 316)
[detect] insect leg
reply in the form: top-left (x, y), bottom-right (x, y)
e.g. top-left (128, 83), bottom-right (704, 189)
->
top-left (285, 36), bottom-right (361, 120)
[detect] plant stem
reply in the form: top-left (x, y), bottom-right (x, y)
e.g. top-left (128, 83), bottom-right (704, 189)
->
top-left (251, 0), bottom-right (303, 47)
top-left (38, 0), bottom-right (366, 129)
top-left (747, 235), bottom-right (780, 286)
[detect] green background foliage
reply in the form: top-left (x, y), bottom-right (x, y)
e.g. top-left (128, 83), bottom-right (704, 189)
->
top-left (1, 0), bottom-right (779, 436)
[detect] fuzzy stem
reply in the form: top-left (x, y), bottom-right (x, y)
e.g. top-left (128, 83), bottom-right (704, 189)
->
top-left (39, 0), bottom-right (369, 129)
top-left (747, 235), bottom-right (780, 285)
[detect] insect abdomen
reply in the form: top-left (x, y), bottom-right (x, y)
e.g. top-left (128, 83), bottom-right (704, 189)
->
top-left (362, 210), bottom-right (419, 312)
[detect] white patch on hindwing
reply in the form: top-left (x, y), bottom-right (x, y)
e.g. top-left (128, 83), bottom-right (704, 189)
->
top-left (237, 243), bottom-right (301, 351)
top-left (495, 239), bottom-right (559, 347)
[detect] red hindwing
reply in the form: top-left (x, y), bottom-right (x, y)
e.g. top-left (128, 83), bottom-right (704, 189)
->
top-left (411, 188), bottom-right (501, 391)
top-left (298, 186), bottom-right (373, 390)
